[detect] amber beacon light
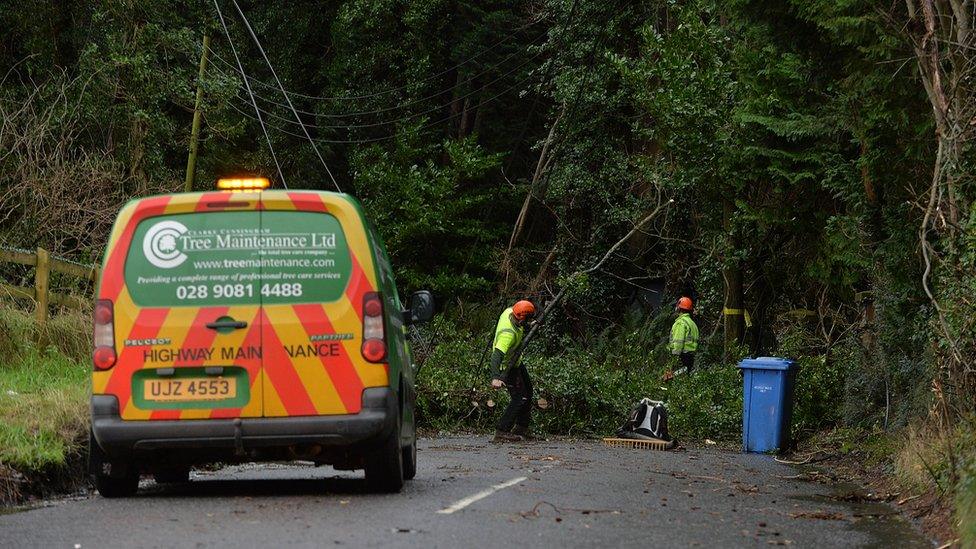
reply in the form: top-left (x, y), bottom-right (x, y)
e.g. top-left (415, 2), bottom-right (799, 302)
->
top-left (216, 177), bottom-right (271, 192)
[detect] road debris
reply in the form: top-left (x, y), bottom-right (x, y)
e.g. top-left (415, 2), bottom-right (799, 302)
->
top-left (775, 470), bottom-right (836, 484)
top-left (773, 451), bottom-right (825, 466)
top-left (518, 501), bottom-right (621, 520)
top-left (788, 510), bottom-right (848, 521)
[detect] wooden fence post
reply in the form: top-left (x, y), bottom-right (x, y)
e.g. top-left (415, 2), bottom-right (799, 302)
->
top-left (34, 247), bottom-right (50, 332)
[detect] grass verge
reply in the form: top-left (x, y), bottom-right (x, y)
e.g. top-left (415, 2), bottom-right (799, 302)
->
top-left (0, 308), bottom-right (91, 504)
top-left (0, 351), bottom-right (90, 470)
top-left (959, 455), bottom-right (976, 548)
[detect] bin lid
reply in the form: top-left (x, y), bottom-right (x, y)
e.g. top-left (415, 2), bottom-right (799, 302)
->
top-left (737, 356), bottom-right (795, 371)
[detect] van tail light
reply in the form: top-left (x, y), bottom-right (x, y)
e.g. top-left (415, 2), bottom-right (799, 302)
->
top-left (361, 292), bottom-right (386, 363)
top-left (93, 299), bottom-right (117, 370)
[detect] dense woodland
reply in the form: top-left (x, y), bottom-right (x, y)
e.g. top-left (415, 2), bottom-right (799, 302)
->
top-left (0, 0), bottom-right (974, 531)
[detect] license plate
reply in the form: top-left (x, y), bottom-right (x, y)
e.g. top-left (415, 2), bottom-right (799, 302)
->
top-left (144, 377), bottom-right (236, 402)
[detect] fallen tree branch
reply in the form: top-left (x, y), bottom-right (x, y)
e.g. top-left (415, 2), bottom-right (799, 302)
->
top-left (504, 106), bottom-right (566, 289)
top-left (518, 198), bottom-right (673, 350)
top-left (519, 500), bottom-right (621, 519)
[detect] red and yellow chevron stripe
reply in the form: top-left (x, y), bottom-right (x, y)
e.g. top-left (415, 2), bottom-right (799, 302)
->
top-left (92, 190), bottom-right (386, 421)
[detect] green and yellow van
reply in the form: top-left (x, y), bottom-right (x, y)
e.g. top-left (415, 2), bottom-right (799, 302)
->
top-left (89, 179), bottom-right (433, 496)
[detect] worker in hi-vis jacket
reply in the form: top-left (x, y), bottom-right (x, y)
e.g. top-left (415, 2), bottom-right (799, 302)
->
top-left (663, 297), bottom-right (699, 381)
top-left (489, 300), bottom-right (536, 442)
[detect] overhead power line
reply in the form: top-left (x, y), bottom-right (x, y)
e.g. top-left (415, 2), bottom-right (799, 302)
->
top-left (225, 47), bottom-right (545, 131)
top-left (218, 31), bottom-right (547, 120)
top-left (228, 0), bottom-right (340, 192)
top-left (208, 5), bottom-right (568, 149)
top-left (204, 18), bottom-right (543, 102)
top-left (211, 0), bottom-right (287, 188)
top-left (225, 69), bottom-right (536, 145)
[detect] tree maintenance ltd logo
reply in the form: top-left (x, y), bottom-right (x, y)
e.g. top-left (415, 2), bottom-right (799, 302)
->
top-left (143, 220), bottom-right (189, 269)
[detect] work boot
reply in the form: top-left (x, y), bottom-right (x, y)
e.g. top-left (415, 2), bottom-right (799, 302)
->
top-left (511, 425), bottom-right (537, 440)
top-left (492, 430), bottom-right (525, 443)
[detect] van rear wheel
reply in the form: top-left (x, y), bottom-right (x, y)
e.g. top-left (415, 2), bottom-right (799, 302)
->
top-left (402, 437), bottom-right (417, 481)
top-left (365, 421), bottom-right (404, 493)
top-left (89, 431), bottom-right (139, 498)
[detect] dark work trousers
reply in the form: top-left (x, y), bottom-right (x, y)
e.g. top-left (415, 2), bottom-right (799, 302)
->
top-left (497, 364), bottom-right (533, 432)
top-left (679, 352), bottom-right (695, 373)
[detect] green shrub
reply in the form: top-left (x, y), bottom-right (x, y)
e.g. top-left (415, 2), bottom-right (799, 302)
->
top-left (418, 315), bottom-right (746, 439)
top-left (792, 352), bottom-right (846, 436)
top-left (528, 346), bottom-right (659, 436)
top-left (416, 314), bottom-right (861, 443)
top-left (415, 316), bottom-right (493, 431)
top-left (662, 363), bottom-right (743, 441)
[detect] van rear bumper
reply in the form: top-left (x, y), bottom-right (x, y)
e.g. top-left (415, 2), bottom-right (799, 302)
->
top-left (91, 388), bottom-right (396, 458)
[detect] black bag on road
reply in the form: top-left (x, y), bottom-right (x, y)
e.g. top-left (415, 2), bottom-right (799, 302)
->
top-left (617, 398), bottom-right (670, 442)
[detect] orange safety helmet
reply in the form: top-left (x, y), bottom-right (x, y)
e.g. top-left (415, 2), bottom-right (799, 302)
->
top-left (512, 300), bottom-right (536, 320)
top-left (676, 297), bottom-right (694, 312)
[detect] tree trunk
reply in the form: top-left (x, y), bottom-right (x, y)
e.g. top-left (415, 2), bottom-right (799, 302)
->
top-left (458, 97), bottom-right (473, 138)
top-left (447, 70), bottom-right (465, 139)
top-left (858, 134), bottom-right (881, 352)
top-left (128, 116), bottom-right (147, 187)
top-left (723, 199), bottom-right (744, 349)
top-left (902, 0), bottom-right (976, 424)
top-left (502, 107), bottom-right (565, 290)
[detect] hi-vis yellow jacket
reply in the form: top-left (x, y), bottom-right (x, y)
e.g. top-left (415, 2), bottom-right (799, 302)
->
top-left (491, 307), bottom-right (524, 379)
top-left (670, 313), bottom-right (699, 355)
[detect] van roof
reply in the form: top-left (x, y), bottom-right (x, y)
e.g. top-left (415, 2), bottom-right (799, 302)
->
top-left (98, 190), bottom-right (378, 303)
top-left (115, 189), bottom-right (359, 212)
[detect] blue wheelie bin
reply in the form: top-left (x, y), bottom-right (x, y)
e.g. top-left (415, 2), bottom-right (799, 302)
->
top-left (738, 357), bottom-right (797, 453)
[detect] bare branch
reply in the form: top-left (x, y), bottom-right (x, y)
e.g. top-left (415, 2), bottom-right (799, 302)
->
top-left (518, 198), bottom-right (673, 348)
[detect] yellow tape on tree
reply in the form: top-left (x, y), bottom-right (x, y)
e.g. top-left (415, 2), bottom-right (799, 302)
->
top-left (723, 307), bottom-right (753, 328)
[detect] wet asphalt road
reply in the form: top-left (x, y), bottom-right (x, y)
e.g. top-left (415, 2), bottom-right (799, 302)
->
top-left (0, 437), bottom-right (930, 548)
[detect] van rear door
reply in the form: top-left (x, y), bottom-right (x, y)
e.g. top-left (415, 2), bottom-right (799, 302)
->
top-left (258, 192), bottom-right (388, 417)
top-left (103, 194), bottom-right (264, 420)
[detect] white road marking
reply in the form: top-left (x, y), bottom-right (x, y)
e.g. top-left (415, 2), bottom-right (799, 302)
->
top-left (436, 476), bottom-right (528, 515)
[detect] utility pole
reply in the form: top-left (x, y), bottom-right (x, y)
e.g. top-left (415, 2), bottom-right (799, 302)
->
top-left (184, 35), bottom-right (211, 192)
